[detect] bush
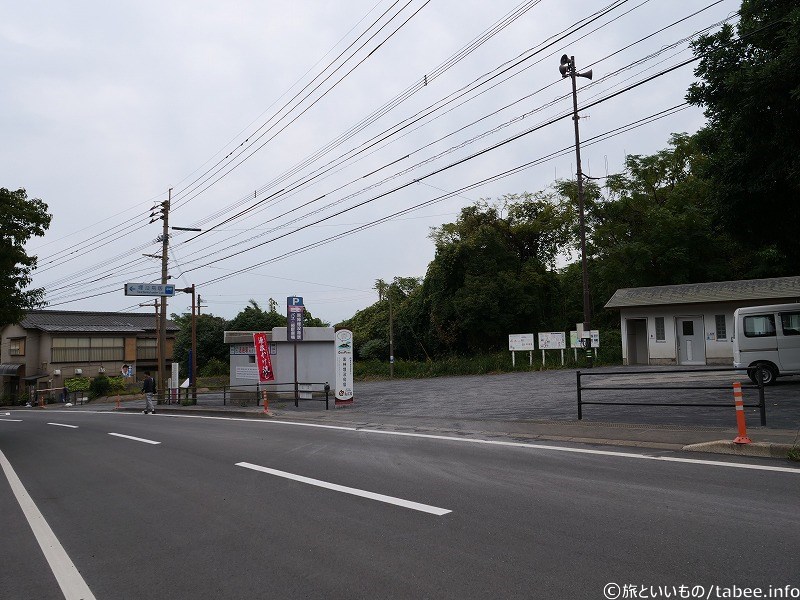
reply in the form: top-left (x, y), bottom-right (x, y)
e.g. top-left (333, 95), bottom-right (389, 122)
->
top-left (65, 377), bottom-right (90, 393)
top-left (88, 375), bottom-right (112, 399)
top-left (199, 358), bottom-right (229, 377)
top-left (359, 338), bottom-right (388, 361)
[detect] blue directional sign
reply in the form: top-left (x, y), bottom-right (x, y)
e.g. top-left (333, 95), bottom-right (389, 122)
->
top-left (124, 283), bottom-right (175, 297)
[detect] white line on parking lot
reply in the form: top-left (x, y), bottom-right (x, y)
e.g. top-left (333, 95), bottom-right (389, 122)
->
top-left (108, 433), bottom-right (160, 445)
top-left (236, 462), bottom-right (452, 516)
top-left (47, 423), bottom-right (79, 428)
top-left (0, 448), bottom-right (97, 600)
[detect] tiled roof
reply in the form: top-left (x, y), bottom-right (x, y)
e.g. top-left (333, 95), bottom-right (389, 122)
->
top-left (19, 310), bottom-right (179, 333)
top-left (604, 276), bottom-right (800, 308)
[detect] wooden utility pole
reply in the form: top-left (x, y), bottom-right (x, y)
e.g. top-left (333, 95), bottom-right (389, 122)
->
top-left (158, 188), bottom-right (171, 401)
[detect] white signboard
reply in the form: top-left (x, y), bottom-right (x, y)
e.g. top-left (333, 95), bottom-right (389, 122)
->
top-left (590, 330), bottom-right (600, 348)
top-left (235, 366), bottom-right (259, 380)
top-left (538, 332), bottom-right (567, 350)
top-left (508, 333), bottom-right (534, 351)
top-left (334, 329), bottom-right (354, 405)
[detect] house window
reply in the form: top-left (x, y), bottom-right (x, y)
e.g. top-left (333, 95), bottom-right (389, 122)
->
top-left (743, 315), bottom-right (776, 338)
top-left (655, 317), bottom-right (665, 342)
top-left (52, 337), bottom-right (124, 362)
top-left (136, 338), bottom-right (158, 360)
top-left (9, 338), bottom-right (25, 356)
top-left (715, 315), bottom-right (727, 340)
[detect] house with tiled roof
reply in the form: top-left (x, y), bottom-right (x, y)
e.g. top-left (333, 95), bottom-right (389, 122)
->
top-left (604, 276), bottom-right (800, 366)
top-left (0, 310), bottom-right (178, 401)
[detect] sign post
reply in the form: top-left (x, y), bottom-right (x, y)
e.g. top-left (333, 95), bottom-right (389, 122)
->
top-left (287, 297), bottom-right (304, 407)
top-left (537, 332), bottom-right (567, 365)
top-left (508, 334), bottom-right (534, 367)
top-left (334, 329), bottom-right (354, 406)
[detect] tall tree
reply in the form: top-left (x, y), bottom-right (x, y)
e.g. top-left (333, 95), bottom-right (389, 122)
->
top-left (0, 188), bottom-right (52, 325)
top-left (172, 313), bottom-right (229, 377)
top-left (686, 0), bottom-right (800, 274)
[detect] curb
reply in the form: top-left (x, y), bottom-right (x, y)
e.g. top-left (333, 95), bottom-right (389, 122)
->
top-left (682, 440), bottom-right (796, 459)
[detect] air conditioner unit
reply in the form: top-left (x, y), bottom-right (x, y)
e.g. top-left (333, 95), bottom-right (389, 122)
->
top-left (75, 368), bottom-right (83, 375)
top-left (53, 369), bottom-right (61, 376)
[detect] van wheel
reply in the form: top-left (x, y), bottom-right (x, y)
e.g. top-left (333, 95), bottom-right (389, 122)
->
top-left (748, 363), bottom-right (777, 386)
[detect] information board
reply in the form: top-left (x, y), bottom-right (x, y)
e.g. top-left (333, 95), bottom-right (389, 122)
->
top-left (508, 333), bottom-right (535, 351)
top-left (538, 332), bottom-right (567, 350)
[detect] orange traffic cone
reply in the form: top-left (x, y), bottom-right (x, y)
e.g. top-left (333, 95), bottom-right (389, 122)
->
top-left (732, 382), bottom-right (752, 444)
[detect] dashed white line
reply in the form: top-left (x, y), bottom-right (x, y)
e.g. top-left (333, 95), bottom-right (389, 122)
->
top-left (0, 448), bottom-right (97, 600)
top-left (108, 433), bottom-right (160, 445)
top-left (0, 418), bottom-right (23, 422)
top-left (236, 462), bottom-right (452, 516)
top-left (47, 423), bottom-right (79, 429)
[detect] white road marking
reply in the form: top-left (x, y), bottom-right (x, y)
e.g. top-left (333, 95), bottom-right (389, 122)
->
top-left (65, 411), bottom-right (800, 475)
top-left (170, 414), bottom-right (800, 475)
top-left (236, 462), bottom-right (452, 516)
top-left (108, 433), bottom-right (160, 445)
top-left (1, 418), bottom-right (22, 422)
top-left (47, 423), bottom-right (79, 429)
top-left (0, 448), bottom-right (97, 600)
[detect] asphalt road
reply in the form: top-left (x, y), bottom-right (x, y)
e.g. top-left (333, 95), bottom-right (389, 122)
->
top-left (1, 410), bottom-right (798, 599)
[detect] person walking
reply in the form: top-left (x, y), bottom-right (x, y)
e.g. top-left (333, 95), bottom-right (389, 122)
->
top-left (142, 370), bottom-right (156, 414)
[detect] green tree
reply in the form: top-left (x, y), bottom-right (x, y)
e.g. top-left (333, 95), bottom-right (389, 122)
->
top-left (686, 0), bottom-right (800, 275)
top-left (172, 313), bottom-right (229, 377)
top-left (0, 188), bottom-right (52, 325)
top-left (419, 194), bottom-right (569, 354)
top-left (227, 299), bottom-right (287, 331)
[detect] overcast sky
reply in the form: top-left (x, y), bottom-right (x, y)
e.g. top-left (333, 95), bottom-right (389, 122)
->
top-left (1, 0), bottom-right (739, 324)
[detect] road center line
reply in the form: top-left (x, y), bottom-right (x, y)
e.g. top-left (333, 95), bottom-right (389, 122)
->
top-left (236, 462), bottom-right (452, 516)
top-left (108, 432), bottom-right (160, 445)
top-left (47, 423), bottom-right (79, 429)
top-left (0, 448), bottom-right (97, 600)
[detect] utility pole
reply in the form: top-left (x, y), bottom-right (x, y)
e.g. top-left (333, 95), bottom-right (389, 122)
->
top-left (388, 288), bottom-right (394, 378)
top-left (151, 189), bottom-right (171, 401)
top-left (181, 285), bottom-right (198, 404)
top-left (559, 54), bottom-right (594, 367)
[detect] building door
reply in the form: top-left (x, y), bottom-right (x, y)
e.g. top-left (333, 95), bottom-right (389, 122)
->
top-left (626, 319), bottom-right (648, 365)
top-left (677, 317), bottom-right (706, 365)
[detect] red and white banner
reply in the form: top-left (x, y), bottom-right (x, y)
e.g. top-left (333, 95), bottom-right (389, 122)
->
top-left (253, 332), bottom-right (275, 383)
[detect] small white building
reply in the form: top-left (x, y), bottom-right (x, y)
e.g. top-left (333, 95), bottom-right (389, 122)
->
top-left (224, 327), bottom-right (336, 395)
top-left (605, 276), bottom-right (800, 366)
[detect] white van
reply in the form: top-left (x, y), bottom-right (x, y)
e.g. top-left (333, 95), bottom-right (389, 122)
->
top-left (733, 303), bottom-right (800, 384)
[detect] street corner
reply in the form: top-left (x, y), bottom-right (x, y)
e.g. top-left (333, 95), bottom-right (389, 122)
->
top-left (682, 440), bottom-right (798, 461)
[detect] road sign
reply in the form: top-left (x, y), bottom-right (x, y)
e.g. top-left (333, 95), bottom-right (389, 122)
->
top-left (287, 297), bottom-right (304, 342)
top-left (124, 283), bottom-right (175, 296)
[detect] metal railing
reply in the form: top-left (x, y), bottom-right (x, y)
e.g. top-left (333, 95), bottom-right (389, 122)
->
top-left (168, 381), bottom-right (333, 409)
top-left (576, 367), bottom-right (767, 425)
